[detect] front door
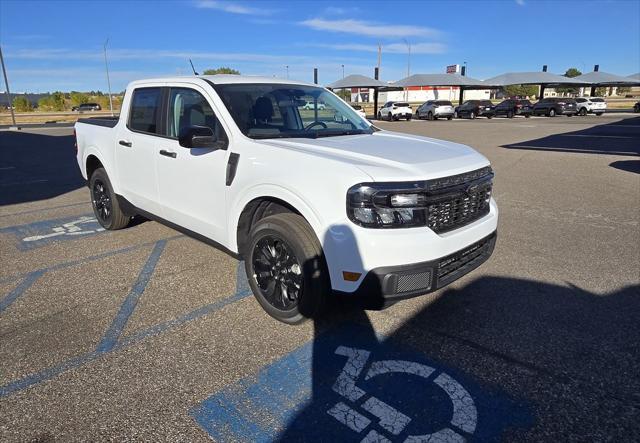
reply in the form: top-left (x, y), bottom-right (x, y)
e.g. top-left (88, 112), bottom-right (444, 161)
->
top-left (155, 85), bottom-right (230, 242)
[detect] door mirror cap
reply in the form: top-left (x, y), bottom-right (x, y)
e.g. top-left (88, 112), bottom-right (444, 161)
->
top-left (178, 125), bottom-right (224, 149)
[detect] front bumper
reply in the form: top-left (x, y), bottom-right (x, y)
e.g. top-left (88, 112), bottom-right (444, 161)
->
top-left (334, 231), bottom-right (497, 308)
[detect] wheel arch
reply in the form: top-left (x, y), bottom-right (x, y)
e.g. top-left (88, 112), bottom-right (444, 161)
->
top-left (231, 188), bottom-right (325, 258)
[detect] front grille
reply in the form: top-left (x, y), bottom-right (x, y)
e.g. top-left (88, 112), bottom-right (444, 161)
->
top-left (426, 180), bottom-right (492, 234)
top-left (437, 233), bottom-right (496, 287)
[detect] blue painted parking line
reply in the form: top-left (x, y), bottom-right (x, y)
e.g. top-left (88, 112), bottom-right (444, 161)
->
top-left (0, 270), bottom-right (45, 314)
top-left (0, 260), bottom-right (252, 398)
top-left (191, 324), bottom-right (532, 442)
top-left (96, 240), bottom-right (167, 353)
top-left (0, 213), bottom-right (105, 250)
top-left (0, 201), bottom-right (89, 219)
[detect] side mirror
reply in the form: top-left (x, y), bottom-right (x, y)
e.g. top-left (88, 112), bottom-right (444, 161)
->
top-left (178, 125), bottom-right (224, 149)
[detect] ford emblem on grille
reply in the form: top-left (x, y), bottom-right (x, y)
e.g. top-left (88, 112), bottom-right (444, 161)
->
top-left (466, 184), bottom-right (479, 194)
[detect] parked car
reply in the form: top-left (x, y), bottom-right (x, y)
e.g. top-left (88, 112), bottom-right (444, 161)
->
top-left (302, 101), bottom-right (325, 110)
top-left (378, 101), bottom-right (412, 121)
top-left (491, 99), bottom-right (533, 118)
top-left (351, 104), bottom-right (366, 119)
top-left (454, 100), bottom-right (494, 119)
top-left (532, 98), bottom-right (577, 117)
top-left (575, 97), bottom-right (606, 116)
top-left (72, 103), bottom-right (101, 112)
top-left (415, 100), bottom-right (455, 120)
top-left (633, 101), bottom-right (639, 113)
top-left (75, 75), bottom-right (497, 324)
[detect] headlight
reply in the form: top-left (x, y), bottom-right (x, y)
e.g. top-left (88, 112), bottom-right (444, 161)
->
top-left (347, 183), bottom-right (428, 228)
top-left (346, 167), bottom-right (494, 229)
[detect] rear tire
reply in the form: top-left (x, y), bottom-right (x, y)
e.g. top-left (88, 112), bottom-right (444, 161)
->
top-left (579, 107), bottom-right (587, 116)
top-left (549, 108), bottom-right (556, 117)
top-left (453, 111), bottom-right (459, 119)
top-left (407, 115), bottom-right (412, 121)
top-left (245, 213), bottom-right (329, 325)
top-left (470, 111), bottom-right (476, 119)
top-left (427, 111), bottom-right (434, 121)
top-left (89, 168), bottom-right (130, 230)
top-left (507, 110), bottom-right (514, 119)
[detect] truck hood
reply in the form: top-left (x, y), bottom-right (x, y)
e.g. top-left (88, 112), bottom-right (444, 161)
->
top-left (257, 130), bottom-right (490, 181)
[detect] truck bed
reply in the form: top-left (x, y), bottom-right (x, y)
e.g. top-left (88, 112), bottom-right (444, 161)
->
top-left (77, 116), bottom-right (119, 128)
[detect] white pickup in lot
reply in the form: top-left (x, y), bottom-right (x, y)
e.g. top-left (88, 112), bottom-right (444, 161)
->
top-left (75, 75), bottom-right (498, 324)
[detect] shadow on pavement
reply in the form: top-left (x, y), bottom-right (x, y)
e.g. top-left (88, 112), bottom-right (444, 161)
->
top-left (610, 159), bottom-right (640, 174)
top-left (274, 278), bottom-right (639, 441)
top-left (502, 116), bottom-right (640, 156)
top-left (0, 130), bottom-right (84, 206)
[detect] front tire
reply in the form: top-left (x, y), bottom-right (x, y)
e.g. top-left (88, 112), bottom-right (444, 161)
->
top-left (579, 107), bottom-right (587, 116)
top-left (245, 213), bottom-right (329, 324)
top-left (549, 108), bottom-right (556, 117)
top-left (89, 168), bottom-right (130, 230)
top-left (427, 111), bottom-right (434, 121)
top-left (470, 111), bottom-right (476, 119)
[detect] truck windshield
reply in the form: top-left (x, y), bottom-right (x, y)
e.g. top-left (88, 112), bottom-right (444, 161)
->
top-left (213, 83), bottom-right (374, 139)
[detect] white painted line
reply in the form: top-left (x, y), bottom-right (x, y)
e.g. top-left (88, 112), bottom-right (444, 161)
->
top-left (332, 346), bottom-right (370, 402)
top-left (366, 360), bottom-right (436, 380)
top-left (326, 402), bottom-right (371, 433)
top-left (360, 429), bottom-right (392, 442)
top-left (0, 179), bottom-right (48, 187)
top-left (434, 373), bottom-right (478, 433)
top-left (405, 427), bottom-right (466, 443)
top-left (560, 134), bottom-right (632, 139)
top-left (362, 396), bottom-right (411, 435)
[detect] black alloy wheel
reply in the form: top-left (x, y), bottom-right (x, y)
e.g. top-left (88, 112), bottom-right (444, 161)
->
top-left (92, 178), bottom-right (112, 225)
top-left (251, 235), bottom-right (303, 312)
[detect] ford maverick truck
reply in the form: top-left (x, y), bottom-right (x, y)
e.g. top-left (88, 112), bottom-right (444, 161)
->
top-left (75, 75), bottom-right (498, 324)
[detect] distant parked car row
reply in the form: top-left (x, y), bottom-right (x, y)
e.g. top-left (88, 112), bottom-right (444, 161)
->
top-left (377, 97), bottom-right (611, 122)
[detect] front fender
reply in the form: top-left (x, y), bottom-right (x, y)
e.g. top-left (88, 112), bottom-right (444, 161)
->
top-left (227, 184), bottom-right (326, 253)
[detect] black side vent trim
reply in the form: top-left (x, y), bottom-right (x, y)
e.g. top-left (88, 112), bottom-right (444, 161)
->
top-left (226, 153), bottom-right (240, 186)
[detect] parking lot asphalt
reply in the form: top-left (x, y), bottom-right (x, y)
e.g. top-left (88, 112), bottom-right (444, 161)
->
top-left (1, 114), bottom-right (639, 442)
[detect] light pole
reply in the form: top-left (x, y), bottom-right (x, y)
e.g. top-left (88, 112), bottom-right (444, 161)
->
top-left (103, 38), bottom-right (114, 116)
top-left (285, 65), bottom-right (289, 79)
top-left (0, 45), bottom-right (16, 126)
top-left (341, 64), bottom-right (344, 79)
top-left (403, 39), bottom-right (411, 100)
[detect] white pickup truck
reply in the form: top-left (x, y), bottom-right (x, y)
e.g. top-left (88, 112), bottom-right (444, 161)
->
top-left (75, 75), bottom-right (498, 324)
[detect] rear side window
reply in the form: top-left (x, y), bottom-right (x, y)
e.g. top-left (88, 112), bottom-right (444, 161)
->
top-left (129, 88), bottom-right (161, 134)
top-left (591, 98), bottom-right (604, 102)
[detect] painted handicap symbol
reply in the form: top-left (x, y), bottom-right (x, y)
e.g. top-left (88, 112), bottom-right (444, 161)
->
top-left (0, 214), bottom-right (106, 250)
top-left (21, 216), bottom-right (104, 242)
top-left (328, 346), bottom-right (476, 442)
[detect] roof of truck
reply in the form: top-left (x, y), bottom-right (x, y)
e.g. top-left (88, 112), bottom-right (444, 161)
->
top-left (127, 75), bottom-right (315, 87)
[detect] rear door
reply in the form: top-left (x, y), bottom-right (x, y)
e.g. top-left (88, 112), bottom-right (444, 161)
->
top-left (115, 86), bottom-right (163, 215)
top-left (155, 84), bottom-right (231, 242)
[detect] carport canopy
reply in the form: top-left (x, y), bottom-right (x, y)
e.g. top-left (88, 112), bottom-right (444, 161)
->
top-left (628, 73), bottom-right (640, 81)
top-left (326, 74), bottom-right (387, 89)
top-left (482, 71), bottom-right (590, 86)
top-left (393, 73), bottom-right (489, 89)
top-left (574, 71), bottom-right (640, 86)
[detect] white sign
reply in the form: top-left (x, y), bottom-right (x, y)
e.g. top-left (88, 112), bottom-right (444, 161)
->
top-left (446, 65), bottom-right (460, 74)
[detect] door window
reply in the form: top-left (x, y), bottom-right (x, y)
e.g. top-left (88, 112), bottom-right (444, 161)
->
top-left (128, 88), bottom-right (162, 134)
top-left (166, 87), bottom-right (227, 142)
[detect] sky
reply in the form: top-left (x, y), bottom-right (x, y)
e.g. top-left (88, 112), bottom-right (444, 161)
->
top-left (1, 0), bottom-right (639, 93)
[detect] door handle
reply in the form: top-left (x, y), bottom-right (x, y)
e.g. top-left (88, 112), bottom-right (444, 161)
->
top-left (119, 140), bottom-right (132, 147)
top-left (159, 149), bottom-right (177, 158)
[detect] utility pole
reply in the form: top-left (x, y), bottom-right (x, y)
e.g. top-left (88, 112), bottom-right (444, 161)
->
top-left (103, 38), bottom-right (114, 116)
top-left (341, 64), bottom-right (344, 79)
top-left (0, 45), bottom-right (16, 126)
top-left (285, 65), bottom-right (289, 79)
top-left (403, 39), bottom-right (411, 100)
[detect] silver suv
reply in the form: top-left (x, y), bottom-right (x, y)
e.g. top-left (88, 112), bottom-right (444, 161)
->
top-left (416, 100), bottom-right (455, 120)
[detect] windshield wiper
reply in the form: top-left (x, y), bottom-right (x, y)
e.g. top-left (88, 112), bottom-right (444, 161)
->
top-left (250, 133), bottom-right (318, 139)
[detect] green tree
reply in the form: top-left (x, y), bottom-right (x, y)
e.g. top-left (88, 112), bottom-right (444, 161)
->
top-left (336, 89), bottom-right (351, 101)
top-left (203, 67), bottom-right (240, 75)
top-left (13, 96), bottom-right (33, 112)
top-left (616, 86), bottom-right (631, 95)
top-left (37, 92), bottom-right (66, 111)
top-left (70, 92), bottom-right (90, 106)
top-left (557, 68), bottom-right (582, 95)
top-left (503, 84), bottom-right (538, 98)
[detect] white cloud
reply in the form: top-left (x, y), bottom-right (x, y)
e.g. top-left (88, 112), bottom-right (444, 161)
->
top-left (195, 0), bottom-right (273, 15)
top-left (305, 42), bottom-right (446, 54)
top-left (515, 0), bottom-right (526, 5)
top-left (299, 18), bottom-right (439, 38)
